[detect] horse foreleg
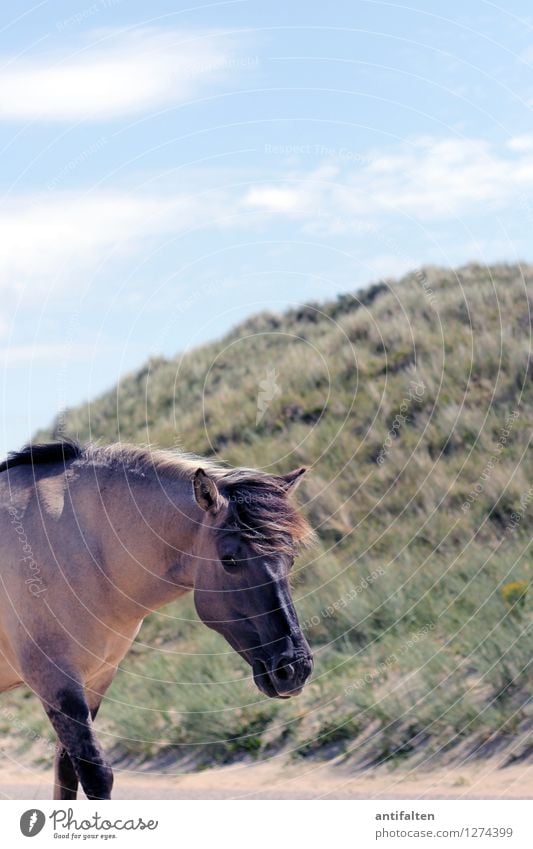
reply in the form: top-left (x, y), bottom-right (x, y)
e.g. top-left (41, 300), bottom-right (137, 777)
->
top-left (53, 742), bottom-right (78, 800)
top-left (43, 682), bottom-right (113, 800)
top-left (53, 693), bottom-right (108, 799)
top-left (50, 663), bottom-right (119, 800)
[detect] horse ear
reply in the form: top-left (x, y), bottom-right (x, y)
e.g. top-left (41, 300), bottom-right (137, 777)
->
top-left (193, 469), bottom-right (221, 514)
top-left (277, 467), bottom-right (307, 494)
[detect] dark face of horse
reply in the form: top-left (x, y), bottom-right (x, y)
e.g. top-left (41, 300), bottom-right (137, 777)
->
top-left (191, 467), bottom-right (313, 698)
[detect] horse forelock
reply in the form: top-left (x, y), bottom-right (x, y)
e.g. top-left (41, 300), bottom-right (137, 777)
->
top-left (216, 474), bottom-right (314, 555)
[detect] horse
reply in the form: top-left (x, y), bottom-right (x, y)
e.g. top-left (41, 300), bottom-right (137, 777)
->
top-left (0, 440), bottom-right (314, 799)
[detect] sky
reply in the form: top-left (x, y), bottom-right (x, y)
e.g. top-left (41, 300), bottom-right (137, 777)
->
top-left (1, 0), bottom-right (533, 454)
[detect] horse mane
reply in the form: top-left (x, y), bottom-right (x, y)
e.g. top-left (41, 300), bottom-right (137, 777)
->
top-left (0, 439), bottom-right (314, 553)
top-left (0, 438), bottom-right (82, 474)
top-left (87, 442), bottom-right (314, 554)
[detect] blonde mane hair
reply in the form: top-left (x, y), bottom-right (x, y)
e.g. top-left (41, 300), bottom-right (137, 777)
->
top-left (1, 440), bottom-right (314, 556)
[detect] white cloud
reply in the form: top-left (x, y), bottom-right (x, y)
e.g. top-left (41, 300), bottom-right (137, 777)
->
top-left (506, 135), bottom-right (533, 153)
top-left (243, 186), bottom-right (306, 214)
top-left (0, 28), bottom-right (238, 121)
top-left (242, 136), bottom-right (533, 231)
top-left (2, 134), bottom-right (533, 301)
top-left (0, 189), bottom-right (226, 296)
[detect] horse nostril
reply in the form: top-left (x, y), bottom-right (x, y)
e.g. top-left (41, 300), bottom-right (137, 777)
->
top-left (274, 658), bottom-right (295, 682)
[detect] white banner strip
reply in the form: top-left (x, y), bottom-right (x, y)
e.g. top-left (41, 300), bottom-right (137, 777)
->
top-left (3, 799), bottom-right (532, 848)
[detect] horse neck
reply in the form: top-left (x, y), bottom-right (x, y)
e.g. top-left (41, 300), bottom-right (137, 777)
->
top-left (94, 465), bottom-right (202, 616)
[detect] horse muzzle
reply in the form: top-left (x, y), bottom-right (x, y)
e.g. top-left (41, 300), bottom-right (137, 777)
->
top-left (252, 650), bottom-right (313, 699)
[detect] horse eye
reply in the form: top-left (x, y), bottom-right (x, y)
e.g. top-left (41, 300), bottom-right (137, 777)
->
top-left (221, 555), bottom-right (239, 571)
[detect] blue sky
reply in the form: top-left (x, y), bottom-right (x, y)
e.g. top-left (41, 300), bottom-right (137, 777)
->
top-left (0, 0), bottom-right (532, 454)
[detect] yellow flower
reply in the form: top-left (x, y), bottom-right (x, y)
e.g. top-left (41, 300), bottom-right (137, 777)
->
top-left (500, 580), bottom-right (528, 610)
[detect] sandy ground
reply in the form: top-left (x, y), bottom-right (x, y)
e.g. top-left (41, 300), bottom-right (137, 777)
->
top-left (0, 757), bottom-right (532, 800)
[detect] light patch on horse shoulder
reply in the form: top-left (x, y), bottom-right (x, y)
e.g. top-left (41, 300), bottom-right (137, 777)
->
top-left (0, 468), bottom-right (32, 515)
top-left (37, 473), bottom-right (67, 520)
